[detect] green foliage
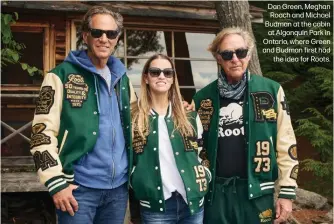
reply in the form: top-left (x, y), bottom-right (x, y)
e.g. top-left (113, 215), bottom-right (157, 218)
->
top-left (1, 12), bottom-right (43, 76)
top-left (251, 1), bottom-right (333, 194)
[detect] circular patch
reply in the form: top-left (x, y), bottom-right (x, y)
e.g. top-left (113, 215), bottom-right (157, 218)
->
top-left (288, 144), bottom-right (297, 160)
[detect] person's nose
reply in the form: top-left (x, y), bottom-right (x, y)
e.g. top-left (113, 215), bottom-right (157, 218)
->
top-left (99, 33), bottom-right (108, 42)
top-left (231, 53), bottom-right (239, 63)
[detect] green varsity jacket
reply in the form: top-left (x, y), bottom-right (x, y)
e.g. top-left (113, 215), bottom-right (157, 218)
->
top-left (130, 109), bottom-right (212, 215)
top-left (30, 61), bottom-right (136, 195)
top-left (192, 73), bottom-right (298, 204)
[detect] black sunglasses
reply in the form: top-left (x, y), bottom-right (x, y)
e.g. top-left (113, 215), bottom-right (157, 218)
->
top-left (148, 67), bottom-right (174, 78)
top-left (219, 48), bottom-right (249, 60)
top-left (89, 28), bottom-right (119, 39)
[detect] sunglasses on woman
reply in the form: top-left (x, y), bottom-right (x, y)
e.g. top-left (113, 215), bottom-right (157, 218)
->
top-left (219, 48), bottom-right (248, 61)
top-left (89, 28), bottom-right (119, 39)
top-left (148, 67), bottom-right (174, 78)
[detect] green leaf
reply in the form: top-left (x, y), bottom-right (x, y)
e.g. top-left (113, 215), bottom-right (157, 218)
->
top-left (3, 14), bottom-right (13, 25)
top-left (21, 63), bottom-right (28, 70)
top-left (11, 52), bottom-right (19, 61)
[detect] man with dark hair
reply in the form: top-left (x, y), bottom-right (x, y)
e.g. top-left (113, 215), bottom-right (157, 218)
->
top-left (192, 27), bottom-right (298, 224)
top-left (30, 6), bottom-right (136, 223)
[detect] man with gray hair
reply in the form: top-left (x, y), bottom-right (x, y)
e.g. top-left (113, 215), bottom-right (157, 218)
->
top-left (192, 27), bottom-right (298, 223)
top-left (30, 6), bottom-right (136, 223)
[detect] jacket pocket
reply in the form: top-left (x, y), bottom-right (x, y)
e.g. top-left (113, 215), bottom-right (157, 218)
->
top-left (58, 130), bottom-right (68, 155)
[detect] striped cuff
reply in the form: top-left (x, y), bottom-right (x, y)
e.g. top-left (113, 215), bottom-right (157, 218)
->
top-left (278, 186), bottom-right (296, 199)
top-left (45, 176), bottom-right (69, 196)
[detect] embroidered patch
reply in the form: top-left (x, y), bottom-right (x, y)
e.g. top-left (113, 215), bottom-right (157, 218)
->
top-left (30, 123), bottom-right (51, 149)
top-left (183, 136), bottom-right (198, 152)
top-left (259, 209), bottom-right (273, 223)
top-left (288, 144), bottom-right (298, 160)
top-left (290, 165), bottom-right (298, 180)
top-left (35, 86), bottom-right (55, 114)
top-left (133, 129), bottom-right (147, 154)
top-left (199, 148), bottom-right (210, 168)
top-left (64, 74), bottom-right (89, 107)
top-left (251, 92), bottom-right (277, 122)
top-left (281, 96), bottom-right (290, 115)
top-left (33, 150), bottom-right (58, 171)
top-left (198, 99), bottom-right (214, 131)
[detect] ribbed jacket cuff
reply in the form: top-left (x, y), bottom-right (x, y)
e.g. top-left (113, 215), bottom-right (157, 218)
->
top-left (278, 186), bottom-right (296, 199)
top-left (45, 176), bottom-right (69, 196)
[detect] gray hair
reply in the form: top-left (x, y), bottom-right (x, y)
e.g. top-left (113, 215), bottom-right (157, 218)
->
top-left (81, 6), bottom-right (123, 32)
top-left (77, 6), bottom-right (123, 49)
top-left (208, 27), bottom-right (255, 56)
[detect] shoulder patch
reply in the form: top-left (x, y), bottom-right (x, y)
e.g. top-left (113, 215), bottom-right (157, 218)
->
top-left (35, 86), bottom-right (55, 114)
top-left (64, 74), bottom-right (89, 108)
top-left (281, 96), bottom-right (290, 115)
top-left (198, 99), bottom-right (214, 131)
top-left (288, 144), bottom-right (297, 160)
top-left (30, 123), bottom-right (51, 149)
top-left (290, 165), bottom-right (298, 180)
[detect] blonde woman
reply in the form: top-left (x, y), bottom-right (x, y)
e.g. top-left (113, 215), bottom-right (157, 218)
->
top-left (130, 54), bottom-right (211, 224)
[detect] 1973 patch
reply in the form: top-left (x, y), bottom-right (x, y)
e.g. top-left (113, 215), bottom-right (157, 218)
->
top-left (35, 86), bottom-right (55, 114)
top-left (30, 123), bottom-right (51, 149)
top-left (64, 74), bottom-right (89, 107)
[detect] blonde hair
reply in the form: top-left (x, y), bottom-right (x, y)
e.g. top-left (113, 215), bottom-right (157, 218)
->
top-left (208, 27), bottom-right (255, 56)
top-left (131, 54), bottom-right (194, 140)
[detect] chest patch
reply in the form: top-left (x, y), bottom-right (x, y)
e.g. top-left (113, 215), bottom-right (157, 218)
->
top-left (198, 99), bottom-right (214, 131)
top-left (133, 130), bottom-right (147, 154)
top-left (250, 92), bottom-right (277, 122)
top-left (35, 86), bottom-right (55, 114)
top-left (183, 136), bottom-right (198, 152)
top-left (64, 74), bottom-right (89, 108)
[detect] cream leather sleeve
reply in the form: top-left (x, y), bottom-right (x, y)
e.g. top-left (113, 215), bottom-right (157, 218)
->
top-left (276, 86), bottom-right (299, 199)
top-left (30, 73), bottom-right (68, 195)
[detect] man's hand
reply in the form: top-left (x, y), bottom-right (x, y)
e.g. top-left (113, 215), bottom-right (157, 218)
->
top-left (274, 198), bottom-right (293, 224)
top-left (183, 101), bottom-right (194, 111)
top-left (53, 184), bottom-right (79, 216)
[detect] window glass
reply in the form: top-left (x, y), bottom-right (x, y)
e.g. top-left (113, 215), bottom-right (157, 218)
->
top-left (175, 32), bottom-right (216, 59)
top-left (190, 60), bottom-right (218, 90)
top-left (127, 59), bottom-right (147, 95)
top-left (126, 30), bottom-right (171, 57)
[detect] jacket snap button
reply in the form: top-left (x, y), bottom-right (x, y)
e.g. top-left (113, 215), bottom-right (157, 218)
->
top-left (93, 132), bottom-right (96, 135)
top-left (160, 208), bottom-right (163, 211)
top-left (159, 200), bottom-right (162, 203)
